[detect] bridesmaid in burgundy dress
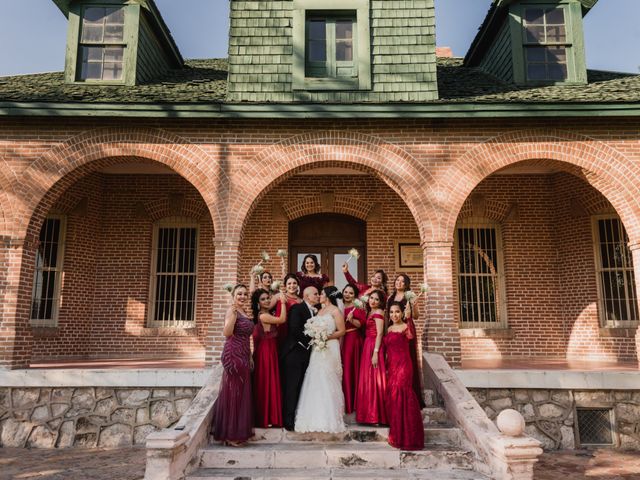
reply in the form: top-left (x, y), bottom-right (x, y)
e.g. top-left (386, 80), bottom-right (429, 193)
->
top-left (251, 288), bottom-right (287, 428)
top-left (341, 283), bottom-right (366, 414)
top-left (387, 273), bottom-right (425, 408)
top-left (296, 254), bottom-right (329, 293)
top-left (384, 302), bottom-right (424, 450)
top-left (342, 262), bottom-right (389, 299)
top-left (211, 284), bottom-right (254, 446)
top-left (355, 290), bottom-right (388, 425)
top-left (273, 274), bottom-right (302, 347)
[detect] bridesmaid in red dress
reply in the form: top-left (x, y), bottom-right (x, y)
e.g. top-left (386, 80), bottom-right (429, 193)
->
top-left (384, 302), bottom-right (424, 450)
top-left (342, 263), bottom-right (389, 299)
top-left (251, 288), bottom-right (287, 428)
top-left (387, 273), bottom-right (425, 408)
top-left (273, 273), bottom-right (302, 347)
top-left (296, 254), bottom-right (329, 293)
top-left (355, 290), bottom-right (388, 425)
top-left (211, 284), bottom-right (254, 446)
top-left (341, 283), bottom-right (366, 414)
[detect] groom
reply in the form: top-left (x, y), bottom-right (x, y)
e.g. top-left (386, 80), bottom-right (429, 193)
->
top-left (280, 286), bottom-right (319, 431)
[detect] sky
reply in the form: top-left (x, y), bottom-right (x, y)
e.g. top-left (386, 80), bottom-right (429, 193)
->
top-left (0, 0), bottom-right (638, 77)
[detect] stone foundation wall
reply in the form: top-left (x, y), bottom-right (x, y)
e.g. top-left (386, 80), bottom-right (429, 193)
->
top-left (469, 388), bottom-right (640, 450)
top-left (0, 387), bottom-right (197, 448)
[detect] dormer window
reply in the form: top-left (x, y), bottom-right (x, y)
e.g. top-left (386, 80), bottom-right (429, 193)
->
top-left (292, 0), bottom-right (371, 92)
top-left (78, 7), bottom-right (125, 81)
top-left (522, 7), bottom-right (568, 81)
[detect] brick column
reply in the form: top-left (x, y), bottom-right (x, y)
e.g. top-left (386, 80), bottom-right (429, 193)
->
top-left (423, 240), bottom-right (461, 367)
top-left (628, 242), bottom-right (640, 365)
top-left (0, 237), bottom-right (33, 369)
top-left (205, 238), bottom-right (242, 367)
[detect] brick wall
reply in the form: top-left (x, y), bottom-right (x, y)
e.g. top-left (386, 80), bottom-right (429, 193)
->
top-left (1, 117), bottom-right (639, 367)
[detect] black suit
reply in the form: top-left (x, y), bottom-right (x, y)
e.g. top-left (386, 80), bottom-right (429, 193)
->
top-left (280, 302), bottom-right (313, 430)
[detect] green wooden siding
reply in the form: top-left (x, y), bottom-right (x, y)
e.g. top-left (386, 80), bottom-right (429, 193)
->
top-left (479, 22), bottom-right (514, 83)
top-left (136, 10), bottom-right (172, 83)
top-left (227, 0), bottom-right (438, 102)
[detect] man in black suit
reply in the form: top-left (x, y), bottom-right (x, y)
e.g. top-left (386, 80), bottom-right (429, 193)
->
top-left (280, 286), bottom-right (319, 431)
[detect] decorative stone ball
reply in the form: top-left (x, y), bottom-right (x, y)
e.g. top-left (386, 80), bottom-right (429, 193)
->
top-left (496, 409), bottom-right (525, 437)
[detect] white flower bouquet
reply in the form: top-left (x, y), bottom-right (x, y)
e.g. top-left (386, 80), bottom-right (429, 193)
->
top-left (353, 298), bottom-right (364, 309)
top-left (304, 317), bottom-right (329, 352)
top-left (270, 280), bottom-right (282, 292)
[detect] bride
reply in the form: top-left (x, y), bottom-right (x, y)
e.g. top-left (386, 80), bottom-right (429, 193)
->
top-left (295, 286), bottom-right (347, 433)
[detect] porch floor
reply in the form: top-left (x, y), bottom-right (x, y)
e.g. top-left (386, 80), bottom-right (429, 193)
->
top-left (29, 356), bottom-right (205, 369)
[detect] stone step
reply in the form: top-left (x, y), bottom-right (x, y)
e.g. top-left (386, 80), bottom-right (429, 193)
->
top-left (249, 425), bottom-right (462, 446)
top-left (188, 467), bottom-right (489, 480)
top-left (422, 406), bottom-right (449, 425)
top-left (199, 443), bottom-right (474, 471)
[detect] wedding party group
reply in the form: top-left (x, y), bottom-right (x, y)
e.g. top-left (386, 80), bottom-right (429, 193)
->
top-left (210, 252), bottom-right (426, 451)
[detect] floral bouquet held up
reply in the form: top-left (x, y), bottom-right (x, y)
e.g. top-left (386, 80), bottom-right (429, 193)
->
top-left (304, 316), bottom-right (329, 352)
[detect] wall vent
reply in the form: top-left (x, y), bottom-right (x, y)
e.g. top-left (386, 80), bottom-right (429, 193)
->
top-left (576, 408), bottom-right (614, 446)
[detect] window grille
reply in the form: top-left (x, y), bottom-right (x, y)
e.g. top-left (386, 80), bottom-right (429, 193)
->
top-left (148, 218), bottom-right (199, 327)
top-left (30, 216), bottom-right (66, 326)
top-left (305, 14), bottom-right (357, 79)
top-left (592, 216), bottom-right (638, 327)
top-left (455, 220), bottom-right (507, 328)
top-left (78, 7), bottom-right (125, 81)
top-left (576, 408), bottom-right (614, 446)
top-left (522, 7), bottom-right (569, 81)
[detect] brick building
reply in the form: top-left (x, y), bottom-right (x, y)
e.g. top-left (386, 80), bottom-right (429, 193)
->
top-left (1, 0), bottom-right (640, 456)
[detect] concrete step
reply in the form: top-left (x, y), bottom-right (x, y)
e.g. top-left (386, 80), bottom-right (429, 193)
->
top-left (249, 425), bottom-right (462, 447)
top-left (188, 467), bottom-right (489, 480)
top-left (422, 406), bottom-right (449, 425)
top-left (198, 443), bottom-right (474, 471)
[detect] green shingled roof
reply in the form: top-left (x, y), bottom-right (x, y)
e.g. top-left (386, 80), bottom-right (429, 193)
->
top-left (0, 57), bottom-right (637, 105)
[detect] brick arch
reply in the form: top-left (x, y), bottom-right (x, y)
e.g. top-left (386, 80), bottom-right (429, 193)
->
top-left (440, 130), bottom-right (640, 242)
top-left (0, 155), bottom-right (17, 236)
top-left (232, 131), bottom-right (435, 243)
top-left (14, 127), bottom-right (225, 241)
top-left (282, 195), bottom-right (372, 222)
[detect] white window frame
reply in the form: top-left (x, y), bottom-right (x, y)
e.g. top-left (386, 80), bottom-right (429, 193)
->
top-left (455, 218), bottom-right (508, 329)
top-left (591, 215), bottom-right (639, 328)
top-left (30, 215), bottom-right (67, 327)
top-left (77, 5), bottom-right (126, 82)
top-left (147, 217), bottom-right (200, 328)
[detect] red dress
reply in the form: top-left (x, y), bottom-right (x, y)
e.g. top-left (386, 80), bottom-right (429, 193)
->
top-left (295, 272), bottom-right (329, 294)
top-left (275, 295), bottom-right (300, 348)
top-left (344, 271), bottom-right (387, 301)
top-left (341, 305), bottom-right (366, 414)
top-left (384, 327), bottom-right (424, 450)
top-left (355, 312), bottom-right (387, 425)
top-left (211, 312), bottom-right (254, 442)
top-left (253, 321), bottom-right (282, 428)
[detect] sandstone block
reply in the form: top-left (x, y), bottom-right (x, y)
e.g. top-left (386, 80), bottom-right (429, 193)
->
top-left (98, 423), bottom-right (133, 447)
top-left (152, 389), bottom-right (171, 398)
top-left (111, 408), bottom-right (135, 424)
top-left (1, 419), bottom-right (33, 447)
top-left (74, 432), bottom-right (97, 448)
top-left (150, 400), bottom-right (178, 428)
top-left (539, 403), bottom-right (566, 419)
top-left (27, 425), bottom-right (55, 448)
top-left (175, 398), bottom-right (192, 416)
top-left (488, 389), bottom-right (511, 400)
top-left (52, 389), bottom-right (72, 402)
top-left (489, 397), bottom-right (513, 411)
top-left (136, 408), bottom-right (150, 424)
top-left (514, 390), bottom-right (529, 402)
top-left (31, 405), bottom-right (50, 423)
top-left (615, 403), bottom-right (640, 422)
top-left (51, 403), bottom-right (69, 418)
top-left (574, 391), bottom-right (612, 405)
top-left (57, 421), bottom-right (75, 448)
top-left (95, 397), bottom-right (117, 416)
top-left (134, 424), bottom-right (156, 444)
top-left (96, 388), bottom-right (114, 401)
top-left (531, 390), bottom-right (549, 403)
top-left (118, 389), bottom-right (150, 407)
top-left (12, 389), bottom-right (40, 409)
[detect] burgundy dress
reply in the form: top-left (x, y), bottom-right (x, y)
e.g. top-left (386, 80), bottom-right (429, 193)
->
top-left (384, 327), bottom-right (424, 450)
top-left (387, 295), bottom-right (425, 408)
top-left (253, 321), bottom-right (282, 428)
top-left (355, 312), bottom-right (387, 425)
top-left (344, 271), bottom-right (387, 301)
top-left (211, 311), bottom-right (254, 442)
top-left (274, 295), bottom-right (300, 348)
top-left (295, 272), bottom-right (329, 294)
top-left (341, 305), bottom-right (367, 414)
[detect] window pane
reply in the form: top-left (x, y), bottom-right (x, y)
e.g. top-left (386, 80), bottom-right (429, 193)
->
top-left (308, 19), bottom-right (326, 40)
top-left (82, 46), bottom-right (103, 62)
top-left (545, 8), bottom-right (565, 25)
top-left (527, 64), bottom-right (547, 81)
top-left (525, 26), bottom-right (545, 43)
top-left (104, 25), bottom-right (124, 42)
top-left (104, 47), bottom-right (123, 63)
top-left (81, 24), bottom-right (104, 43)
top-left (308, 40), bottom-right (326, 62)
top-left (336, 21), bottom-right (353, 40)
top-left (524, 8), bottom-right (544, 24)
top-left (547, 63), bottom-right (567, 81)
top-left (336, 41), bottom-right (353, 62)
top-left (105, 7), bottom-right (125, 25)
top-left (546, 25), bottom-right (566, 43)
top-left (83, 7), bottom-right (105, 23)
top-left (102, 63), bottom-right (123, 80)
top-left (548, 47), bottom-right (567, 62)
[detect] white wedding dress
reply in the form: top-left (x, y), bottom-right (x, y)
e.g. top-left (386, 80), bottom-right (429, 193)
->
top-left (294, 313), bottom-right (346, 433)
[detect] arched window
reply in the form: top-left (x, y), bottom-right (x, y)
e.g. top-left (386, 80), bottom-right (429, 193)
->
top-left (591, 215), bottom-right (638, 327)
top-left (455, 218), bottom-right (507, 329)
top-left (148, 217), bottom-right (199, 327)
top-left (30, 215), bottom-right (67, 326)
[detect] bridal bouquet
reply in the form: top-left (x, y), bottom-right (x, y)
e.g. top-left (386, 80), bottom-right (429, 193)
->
top-left (304, 317), bottom-right (329, 352)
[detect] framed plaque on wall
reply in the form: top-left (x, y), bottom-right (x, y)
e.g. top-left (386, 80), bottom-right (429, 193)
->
top-left (394, 239), bottom-right (422, 272)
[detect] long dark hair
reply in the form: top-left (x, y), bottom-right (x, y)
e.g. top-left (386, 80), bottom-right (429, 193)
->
top-left (387, 301), bottom-right (406, 323)
top-left (375, 269), bottom-right (389, 294)
top-left (391, 273), bottom-right (411, 297)
top-left (283, 273), bottom-right (299, 295)
top-left (342, 283), bottom-right (360, 300)
top-left (260, 271), bottom-right (273, 283)
top-left (366, 289), bottom-right (387, 313)
top-left (251, 288), bottom-right (270, 324)
top-left (322, 286), bottom-right (343, 307)
top-left (300, 254), bottom-right (320, 274)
